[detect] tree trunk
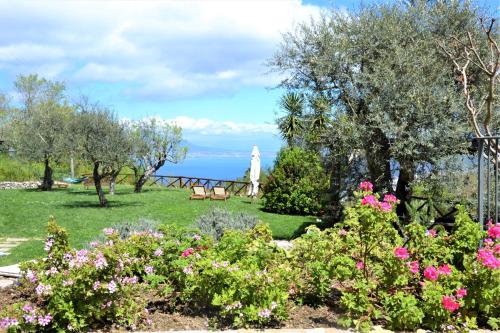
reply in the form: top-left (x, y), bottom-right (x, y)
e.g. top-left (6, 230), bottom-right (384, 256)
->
top-left (365, 129), bottom-right (392, 192)
top-left (109, 170), bottom-right (120, 195)
top-left (93, 163), bottom-right (108, 207)
top-left (134, 174), bottom-right (148, 193)
top-left (395, 165), bottom-right (415, 223)
top-left (40, 158), bottom-right (53, 191)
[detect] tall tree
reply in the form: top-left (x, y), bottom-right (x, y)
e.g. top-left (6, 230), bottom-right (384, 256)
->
top-left (130, 118), bottom-right (187, 193)
top-left (10, 74), bottom-right (72, 190)
top-left (269, 1), bottom-right (480, 219)
top-left (69, 100), bottom-right (131, 207)
top-left (277, 92), bottom-right (304, 147)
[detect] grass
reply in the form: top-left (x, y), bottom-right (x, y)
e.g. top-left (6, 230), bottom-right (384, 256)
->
top-left (0, 185), bottom-right (318, 265)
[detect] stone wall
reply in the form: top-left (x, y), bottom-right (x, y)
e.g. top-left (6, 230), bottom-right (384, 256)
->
top-left (0, 181), bottom-right (41, 190)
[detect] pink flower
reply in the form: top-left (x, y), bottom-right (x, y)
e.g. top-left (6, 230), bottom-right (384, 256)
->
top-left (383, 194), bottom-right (397, 203)
top-left (107, 280), bottom-right (117, 293)
top-left (94, 252), bottom-right (108, 270)
top-left (103, 228), bottom-right (115, 236)
top-left (494, 244), bottom-right (500, 255)
top-left (356, 261), bottom-right (365, 270)
top-left (193, 234), bottom-right (202, 241)
top-left (488, 224), bottom-right (500, 239)
top-left (258, 308), bottom-right (271, 318)
top-left (338, 229), bottom-right (348, 236)
top-left (25, 270), bottom-right (37, 283)
top-left (442, 296), bottom-right (460, 312)
top-left (38, 314), bottom-right (52, 326)
top-left (394, 247), bottom-right (409, 260)
top-left (183, 266), bottom-right (193, 275)
top-left (145, 266), bottom-right (154, 275)
top-left (359, 181), bottom-right (373, 192)
top-left (93, 281), bottom-right (101, 291)
top-left (44, 239), bottom-right (54, 251)
top-left (181, 248), bottom-right (194, 257)
top-left (423, 266), bottom-right (439, 281)
top-left (361, 195), bottom-right (378, 207)
top-left (379, 201), bottom-right (393, 212)
top-left (407, 261), bottom-right (419, 274)
top-left (438, 264), bottom-right (452, 275)
top-left (154, 248), bottom-right (163, 257)
top-left (456, 288), bottom-right (467, 298)
top-left (425, 229), bottom-right (437, 237)
top-left (477, 248), bottom-right (500, 269)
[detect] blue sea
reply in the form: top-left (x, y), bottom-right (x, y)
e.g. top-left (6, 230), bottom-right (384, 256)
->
top-left (157, 155), bottom-right (276, 181)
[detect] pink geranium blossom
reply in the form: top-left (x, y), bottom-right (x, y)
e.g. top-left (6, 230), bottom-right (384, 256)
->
top-left (438, 264), bottom-right (452, 275)
top-left (425, 229), bottom-right (437, 237)
top-left (154, 248), bottom-right (163, 257)
top-left (383, 194), bottom-right (397, 203)
top-left (477, 248), bottom-right (500, 269)
top-left (181, 248), bottom-right (195, 257)
top-left (379, 202), bottom-right (392, 212)
top-left (456, 288), bottom-right (467, 298)
top-left (442, 296), bottom-right (460, 312)
top-left (394, 247), bottom-right (409, 260)
top-left (487, 223), bottom-right (500, 239)
top-left (361, 195), bottom-right (378, 207)
top-left (407, 261), bottom-right (419, 274)
top-left (359, 181), bottom-right (373, 192)
top-left (356, 261), bottom-right (365, 270)
top-left (423, 266), bottom-right (439, 281)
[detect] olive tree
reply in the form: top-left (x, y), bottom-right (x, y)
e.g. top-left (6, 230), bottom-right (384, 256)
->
top-left (130, 118), bottom-right (187, 193)
top-left (10, 74), bottom-right (72, 190)
top-left (69, 99), bottom-right (131, 206)
top-left (269, 1), bottom-right (480, 219)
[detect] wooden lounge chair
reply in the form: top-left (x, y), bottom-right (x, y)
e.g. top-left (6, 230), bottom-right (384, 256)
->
top-left (210, 186), bottom-right (230, 201)
top-left (190, 185), bottom-right (208, 200)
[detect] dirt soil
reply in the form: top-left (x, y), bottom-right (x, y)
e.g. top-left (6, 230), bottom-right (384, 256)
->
top-left (0, 285), bottom-right (343, 332)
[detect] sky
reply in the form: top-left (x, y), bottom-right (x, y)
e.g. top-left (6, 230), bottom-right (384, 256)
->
top-left (0, 0), bottom-right (498, 153)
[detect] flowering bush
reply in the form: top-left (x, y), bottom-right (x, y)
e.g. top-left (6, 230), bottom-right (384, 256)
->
top-left (1, 184), bottom-right (498, 332)
top-left (179, 226), bottom-right (293, 327)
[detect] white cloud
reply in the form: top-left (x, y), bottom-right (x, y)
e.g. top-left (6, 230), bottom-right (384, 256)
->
top-left (140, 115), bottom-right (277, 136)
top-left (0, 0), bottom-right (322, 100)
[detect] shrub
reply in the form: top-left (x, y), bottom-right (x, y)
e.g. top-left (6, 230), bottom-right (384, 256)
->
top-left (195, 208), bottom-right (259, 241)
top-left (262, 147), bottom-right (328, 215)
top-left (89, 218), bottom-right (161, 245)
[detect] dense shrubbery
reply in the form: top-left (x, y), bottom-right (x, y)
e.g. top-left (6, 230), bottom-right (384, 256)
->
top-left (1, 182), bottom-right (499, 332)
top-left (262, 147), bottom-right (328, 215)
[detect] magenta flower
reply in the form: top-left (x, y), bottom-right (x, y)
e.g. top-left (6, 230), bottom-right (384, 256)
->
top-left (425, 229), bottom-right (437, 237)
top-left (438, 264), bottom-right (452, 275)
top-left (477, 248), bottom-right (500, 269)
top-left (361, 195), bottom-right (378, 207)
top-left (456, 288), bottom-right (467, 298)
top-left (407, 261), bottom-right (419, 274)
top-left (394, 247), bottom-right (409, 260)
top-left (441, 296), bottom-right (460, 312)
top-left (379, 201), bottom-right (392, 212)
top-left (181, 248), bottom-right (195, 257)
top-left (423, 266), bottom-right (439, 281)
top-left (487, 223), bottom-right (500, 239)
top-left (494, 244), bottom-right (500, 255)
top-left (154, 248), bottom-right (163, 257)
top-left (356, 261), bottom-right (365, 270)
top-left (23, 312), bottom-right (36, 323)
top-left (359, 181), bottom-right (373, 192)
top-left (383, 194), bottom-right (397, 203)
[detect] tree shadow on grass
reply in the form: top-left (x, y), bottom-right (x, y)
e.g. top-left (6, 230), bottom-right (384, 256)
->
top-left (289, 219), bottom-right (330, 239)
top-left (57, 201), bottom-right (143, 209)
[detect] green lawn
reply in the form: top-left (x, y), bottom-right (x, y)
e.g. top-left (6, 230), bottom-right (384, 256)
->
top-left (0, 185), bottom-right (317, 265)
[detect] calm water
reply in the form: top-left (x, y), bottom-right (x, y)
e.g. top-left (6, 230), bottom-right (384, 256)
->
top-left (158, 155), bottom-right (275, 181)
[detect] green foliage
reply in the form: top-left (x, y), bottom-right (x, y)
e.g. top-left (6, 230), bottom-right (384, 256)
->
top-left (269, 0), bottom-right (482, 209)
top-left (277, 92), bottom-right (304, 147)
top-left (195, 207), bottom-right (259, 241)
top-left (129, 118), bottom-right (187, 192)
top-left (263, 147), bottom-right (328, 215)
